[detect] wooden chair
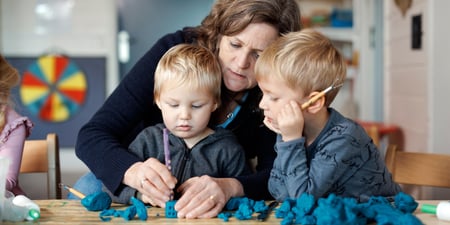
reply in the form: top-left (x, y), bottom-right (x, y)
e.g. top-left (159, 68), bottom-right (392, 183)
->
top-left (385, 145), bottom-right (450, 188)
top-left (20, 133), bottom-right (62, 199)
top-left (364, 125), bottom-right (380, 147)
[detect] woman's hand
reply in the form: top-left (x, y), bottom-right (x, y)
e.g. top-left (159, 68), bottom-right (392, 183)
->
top-left (174, 175), bottom-right (243, 218)
top-left (123, 158), bottom-right (177, 207)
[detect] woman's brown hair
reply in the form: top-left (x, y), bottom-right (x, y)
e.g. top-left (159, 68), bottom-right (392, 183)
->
top-left (195, 0), bottom-right (302, 53)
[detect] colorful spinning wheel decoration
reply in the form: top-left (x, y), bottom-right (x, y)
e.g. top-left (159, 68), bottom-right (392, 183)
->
top-left (20, 55), bottom-right (88, 122)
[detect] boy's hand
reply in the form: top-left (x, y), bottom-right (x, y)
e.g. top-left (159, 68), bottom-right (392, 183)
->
top-left (278, 100), bottom-right (303, 142)
top-left (263, 117), bottom-right (281, 134)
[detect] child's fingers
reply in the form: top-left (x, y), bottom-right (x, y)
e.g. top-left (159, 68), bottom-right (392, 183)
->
top-left (263, 117), bottom-right (281, 134)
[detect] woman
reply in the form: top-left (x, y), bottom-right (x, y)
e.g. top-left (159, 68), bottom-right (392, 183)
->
top-left (74, 0), bottom-right (301, 218)
top-left (0, 54), bottom-right (34, 196)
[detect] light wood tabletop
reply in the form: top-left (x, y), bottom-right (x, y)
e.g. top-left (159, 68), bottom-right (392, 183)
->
top-left (2, 199), bottom-right (450, 225)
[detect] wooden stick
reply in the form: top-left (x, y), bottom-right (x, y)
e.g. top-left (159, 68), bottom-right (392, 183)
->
top-left (300, 86), bottom-right (333, 110)
top-left (60, 183), bottom-right (86, 199)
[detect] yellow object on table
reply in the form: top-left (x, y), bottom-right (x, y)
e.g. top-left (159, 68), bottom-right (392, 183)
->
top-left (2, 199), bottom-right (450, 225)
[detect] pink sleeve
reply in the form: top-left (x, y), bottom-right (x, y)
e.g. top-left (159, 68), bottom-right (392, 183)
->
top-left (0, 123), bottom-right (27, 191)
top-left (0, 108), bottom-right (33, 192)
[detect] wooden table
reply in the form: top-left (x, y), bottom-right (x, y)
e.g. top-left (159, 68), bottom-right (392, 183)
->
top-left (3, 200), bottom-right (450, 224)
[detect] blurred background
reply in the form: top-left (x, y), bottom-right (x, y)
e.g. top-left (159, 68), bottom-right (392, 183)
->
top-left (1, 0), bottom-right (449, 200)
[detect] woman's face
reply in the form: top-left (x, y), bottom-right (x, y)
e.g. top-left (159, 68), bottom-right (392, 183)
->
top-left (218, 23), bottom-right (278, 92)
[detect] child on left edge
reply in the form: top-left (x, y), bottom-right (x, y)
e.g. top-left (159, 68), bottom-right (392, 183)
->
top-left (254, 29), bottom-right (402, 202)
top-left (0, 54), bottom-right (34, 196)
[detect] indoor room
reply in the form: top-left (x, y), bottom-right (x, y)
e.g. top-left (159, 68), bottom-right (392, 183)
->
top-left (1, 0), bottom-right (450, 223)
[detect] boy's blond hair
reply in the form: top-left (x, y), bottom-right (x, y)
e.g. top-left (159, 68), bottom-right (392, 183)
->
top-left (255, 29), bottom-right (346, 106)
top-left (154, 44), bottom-right (222, 106)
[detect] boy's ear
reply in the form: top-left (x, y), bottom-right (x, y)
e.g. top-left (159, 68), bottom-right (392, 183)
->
top-left (212, 102), bottom-right (219, 112)
top-left (305, 91), bottom-right (325, 113)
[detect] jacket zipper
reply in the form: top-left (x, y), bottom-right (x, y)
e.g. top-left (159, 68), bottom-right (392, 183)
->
top-left (174, 148), bottom-right (190, 199)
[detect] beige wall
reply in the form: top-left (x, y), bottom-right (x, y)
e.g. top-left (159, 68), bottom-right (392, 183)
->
top-left (384, 0), bottom-right (428, 152)
top-left (384, 0), bottom-right (450, 200)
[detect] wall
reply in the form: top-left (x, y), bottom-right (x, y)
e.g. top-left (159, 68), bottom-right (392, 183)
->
top-left (1, 0), bottom-right (117, 199)
top-left (1, 0), bottom-right (214, 199)
top-left (428, 0), bottom-right (450, 200)
top-left (384, 0), bottom-right (428, 152)
top-left (384, 0), bottom-right (450, 199)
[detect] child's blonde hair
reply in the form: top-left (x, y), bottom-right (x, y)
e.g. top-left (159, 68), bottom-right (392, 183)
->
top-left (154, 44), bottom-right (222, 106)
top-left (255, 29), bottom-right (346, 106)
top-left (0, 55), bottom-right (20, 132)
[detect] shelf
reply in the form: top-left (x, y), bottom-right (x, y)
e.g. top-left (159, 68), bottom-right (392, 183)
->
top-left (314, 27), bottom-right (354, 42)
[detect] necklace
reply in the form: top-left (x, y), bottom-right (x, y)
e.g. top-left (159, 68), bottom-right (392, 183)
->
top-left (226, 112), bottom-right (233, 119)
top-left (217, 92), bottom-right (249, 128)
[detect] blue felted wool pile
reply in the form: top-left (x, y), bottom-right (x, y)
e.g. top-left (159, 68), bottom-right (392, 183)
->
top-left (99, 197), bottom-right (148, 221)
top-left (276, 192), bottom-right (423, 225)
top-left (218, 192), bottom-right (423, 225)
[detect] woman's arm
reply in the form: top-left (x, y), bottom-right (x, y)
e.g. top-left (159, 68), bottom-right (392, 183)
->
top-left (236, 124), bottom-right (277, 200)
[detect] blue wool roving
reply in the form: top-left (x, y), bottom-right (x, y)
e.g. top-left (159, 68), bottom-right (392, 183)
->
top-left (394, 191), bottom-right (418, 213)
top-left (275, 198), bottom-right (296, 218)
top-left (219, 197), bottom-right (271, 221)
top-left (224, 197), bottom-right (243, 210)
top-left (218, 192), bottom-right (422, 225)
top-left (280, 211), bottom-right (295, 225)
top-left (276, 192), bottom-right (422, 225)
top-left (131, 197), bottom-right (148, 220)
top-left (253, 200), bottom-right (269, 213)
top-left (235, 203), bottom-right (254, 220)
top-left (217, 192), bottom-right (422, 225)
top-left (292, 193), bottom-right (316, 225)
top-left (98, 196), bottom-right (148, 221)
top-left (81, 191), bottom-right (112, 211)
top-left (222, 197), bottom-right (257, 220)
top-left (218, 212), bottom-right (233, 221)
top-left (313, 194), bottom-right (366, 225)
top-left (224, 197), bottom-right (254, 210)
top-left (294, 193), bottom-right (316, 217)
top-left (99, 205), bottom-right (136, 221)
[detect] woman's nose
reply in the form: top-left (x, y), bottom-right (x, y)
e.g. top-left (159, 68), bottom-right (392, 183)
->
top-left (236, 54), bottom-right (250, 69)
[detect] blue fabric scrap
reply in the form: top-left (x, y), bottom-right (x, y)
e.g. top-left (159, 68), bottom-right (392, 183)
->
top-left (131, 197), bottom-right (148, 220)
top-left (82, 192), bottom-right (112, 211)
top-left (253, 200), bottom-right (268, 213)
top-left (98, 196), bottom-right (148, 222)
top-left (234, 202), bottom-right (254, 220)
top-left (394, 192), bottom-right (418, 213)
top-left (218, 212), bottom-right (233, 222)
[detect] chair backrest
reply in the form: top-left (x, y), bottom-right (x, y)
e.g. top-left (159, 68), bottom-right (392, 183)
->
top-left (385, 145), bottom-right (450, 188)
top-left (361, 125), bottom-right (380, 147)
top-left (20, 133), bottom-right (61, 199)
